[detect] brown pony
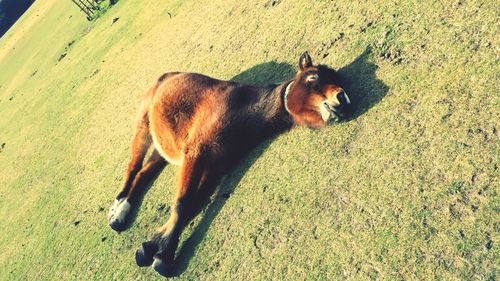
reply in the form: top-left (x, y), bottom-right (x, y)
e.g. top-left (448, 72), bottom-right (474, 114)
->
top-left (107, 52), bottom-right (351, 276)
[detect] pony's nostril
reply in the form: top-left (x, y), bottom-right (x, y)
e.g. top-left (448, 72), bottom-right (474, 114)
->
top-left (337, 90), bottom-right (351, 105)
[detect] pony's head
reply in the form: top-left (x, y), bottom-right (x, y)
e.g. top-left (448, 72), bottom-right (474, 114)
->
top-left (284, 52), bottom-right (351, 128)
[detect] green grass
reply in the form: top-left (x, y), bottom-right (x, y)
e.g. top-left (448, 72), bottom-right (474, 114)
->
top-left (0, 0), bottom-right (498, 280)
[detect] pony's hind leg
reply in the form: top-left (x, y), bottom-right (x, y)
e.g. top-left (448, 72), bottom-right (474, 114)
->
top-left (125, 149), bottom-right (166, 205)
top-left (134, 152), bottom-right (205, 271)
top-left (108, 149), bottom-right (166, 231)
top-left (107, 113), bottom-right (151, 230)
top-left (108, 88), bottom-right (159, 231)
top-left (135, 157), bottom-right (222, 276)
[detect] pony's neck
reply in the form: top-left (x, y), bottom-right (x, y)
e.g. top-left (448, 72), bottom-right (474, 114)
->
top-left (260, 80), bottom-right (295, 135)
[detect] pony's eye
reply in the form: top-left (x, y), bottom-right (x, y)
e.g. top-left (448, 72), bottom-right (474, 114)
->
top-left (305, 74), bottom-right (319, 83)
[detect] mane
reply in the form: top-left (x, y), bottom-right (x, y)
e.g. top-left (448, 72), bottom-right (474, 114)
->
top-left (317, 64), bottom-right (344, 87)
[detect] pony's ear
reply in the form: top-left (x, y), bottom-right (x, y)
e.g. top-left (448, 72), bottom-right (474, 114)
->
top-left (299, 51), bottom-right (313, 70)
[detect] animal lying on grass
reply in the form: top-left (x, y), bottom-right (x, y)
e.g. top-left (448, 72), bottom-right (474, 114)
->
top-left (107, 52), bottom-right (352, 276)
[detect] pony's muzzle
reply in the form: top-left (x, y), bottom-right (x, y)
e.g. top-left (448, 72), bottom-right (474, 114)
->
top-left (330, 90), bottom-right (352, 119)
top-left (337, 90), bottom-right (351, 105)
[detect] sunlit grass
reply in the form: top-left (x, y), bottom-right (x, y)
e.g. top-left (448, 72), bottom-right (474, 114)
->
top-left (0, 0), bottom-right (497, 279)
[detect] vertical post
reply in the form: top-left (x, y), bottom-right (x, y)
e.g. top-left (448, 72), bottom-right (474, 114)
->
top-left (77, 0), bottom-right (94, 14)
top-left (71, 0), bottom-right (92, 19)
top-left (70, 0), bottom-right (106, 20)
top-left (83, 0), bottom-right (99, 10)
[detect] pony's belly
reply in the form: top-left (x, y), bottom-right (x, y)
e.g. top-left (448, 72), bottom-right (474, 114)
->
top-left (150, 128), bottom-right (183, 166)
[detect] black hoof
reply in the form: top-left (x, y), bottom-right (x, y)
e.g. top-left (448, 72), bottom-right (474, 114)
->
top-left (152, 257), bottom-right (173, 277)
top-left (135, 241), bottom-right (158, 267)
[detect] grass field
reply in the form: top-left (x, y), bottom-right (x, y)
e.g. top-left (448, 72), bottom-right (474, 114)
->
top-left (0, 0), bottom-right (498, 280)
